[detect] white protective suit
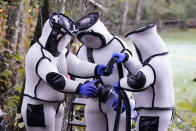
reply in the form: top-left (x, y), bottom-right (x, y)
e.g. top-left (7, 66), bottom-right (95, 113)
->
top-left (120, 24), bottom-right (175, 131)
top-left (21, 13), bottom-right (100, 131)
top-left (75, 12), bottom-right (134, 131)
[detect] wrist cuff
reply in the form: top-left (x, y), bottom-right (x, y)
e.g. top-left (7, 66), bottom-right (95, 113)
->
top-left (75, 83), bottom-right (83, 94)
top-left (84, 80), bottom-right (90, 84)
top-left (94, 65), bottom-right (99, 77)
top-left (123, 53), bottom-right (129, 63)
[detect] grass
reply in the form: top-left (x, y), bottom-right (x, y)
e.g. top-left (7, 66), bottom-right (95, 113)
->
top-left (159, 28), bottom-right (196, 43)
top-left (161, 29), bottom-right (196, 105)
top-left (168, 44), bottom-right (196, 104)
top-left (159, 29), bottom-right (196, 130)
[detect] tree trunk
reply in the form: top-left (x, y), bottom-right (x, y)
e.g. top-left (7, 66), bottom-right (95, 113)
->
top-left (59, 0), bottom-right (66, 13)
top-left (5, 0), bottom-right (24, 52)
top-left (134, 0), bottom-right (144, 25)
top-left (30, 0), bottom-right (49, 46)
top-left (54, 0), bottom-right (66, 13)
top-left (121, 0), bottom-right (129, 32)
top-left (17, 0), bottom-right (26, 55)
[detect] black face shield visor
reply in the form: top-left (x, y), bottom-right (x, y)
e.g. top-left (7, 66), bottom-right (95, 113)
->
top-left (45, 13), bottom-right (79, 56)
top-left (49, 13), bottom-right (79, 36)
top-left (76, 12), bottom-right (106, 49)
top-left (77, 31), bottom-right (106, 49)
top-left (76, 12), bottom-right (99, 31)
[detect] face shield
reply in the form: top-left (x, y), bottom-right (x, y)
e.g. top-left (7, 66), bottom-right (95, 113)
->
top-left (45, 13), bottom-right (79, 56)
top-left (49, 13), bottom-right (79, 37)
top-left (76, 12), bottom-right (106, 49)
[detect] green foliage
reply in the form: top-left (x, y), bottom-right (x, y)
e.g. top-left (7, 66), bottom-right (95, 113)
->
top-left (178, 100), bottom-right (191, 111)
top-left (0, 69), bottom-right (12, 79)
top-left (185, 0), bottom-right (196, 19)
top-left (0, 0), bottom-right (38, 130)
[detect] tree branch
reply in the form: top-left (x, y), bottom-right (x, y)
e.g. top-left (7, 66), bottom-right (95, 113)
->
top-left (87, 0), bottom-right (109, 12)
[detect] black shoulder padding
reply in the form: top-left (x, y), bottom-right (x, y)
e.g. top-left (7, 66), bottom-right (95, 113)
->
top-left (46, 72), bottom-right (65, 91)
top-left (127, 71), bottom-right (146, 89)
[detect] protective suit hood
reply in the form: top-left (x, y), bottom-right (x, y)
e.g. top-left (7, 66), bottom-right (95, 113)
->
top-left (76, 12), bottom-right (113, 49)
top-left (39, 13), bottom-right (78, 56)
top-left (125, 24), bottom-right (168, 63)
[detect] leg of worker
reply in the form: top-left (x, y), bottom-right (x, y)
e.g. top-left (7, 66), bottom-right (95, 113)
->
top-left (55, 103), bottom-right (65, 131)
top-left (85, 98), bottom-right (107, 131)
top-left (22, 97), bottom-right (56, 131)
top-left (136, 112), bottom-right (140, 131)
top-left (136, 109), bottom-right (172, 131)
top-left (105, 105), bottom-right (126, 131)
top-left (158, 110), bottom-right (172, 131)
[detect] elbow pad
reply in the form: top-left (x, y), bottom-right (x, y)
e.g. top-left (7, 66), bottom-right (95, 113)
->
top-left (46, 72), bottom-right (65, 90)
top-left (127, 71), bottom-right (146, 89)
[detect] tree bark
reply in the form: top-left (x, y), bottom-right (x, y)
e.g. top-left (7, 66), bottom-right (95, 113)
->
top-left (5, 0), bottom-right (24, 52)
top-left (122, 0), bottom-right (129, 32)
top-left (30, 0), bottom-right (49, 46)
top-left (134, 0), bottom-right (144, 25)
top-left (88, 0), bottom-right (109, 12)
top-left (54, 0), bottom-right (66, 13)
top-left (17, 0), bottom-right (25, 55)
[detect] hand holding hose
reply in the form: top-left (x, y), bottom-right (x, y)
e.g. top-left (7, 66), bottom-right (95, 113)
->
top-left (111, 53), bottom-right (129, 63)
top-left (77, 80), bottom-right (98, 98)
top-left (112, 82), bottom-right (126, 113)
top-left (112, 98), bottom-right (126, 113)
top-left (95, 64), bottom-right (114, 76)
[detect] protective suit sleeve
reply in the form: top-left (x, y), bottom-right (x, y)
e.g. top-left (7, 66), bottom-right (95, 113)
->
top-left (121, 49), bottom-right (142, 75)
top-left (119, 65), bottom-right (154, 91)
top-left (37, 58), bottom-right (81, 93)
top-left (123, 57), bottom-right (142, 75)
top-left (66, 52), bottom-right (97, 78)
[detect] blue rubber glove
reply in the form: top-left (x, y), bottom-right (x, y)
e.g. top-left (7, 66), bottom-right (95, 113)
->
top-left (78, 80), bottom-right (98, 98)
top-left (112, 98), bottom-right (126, 113)
top-left (113, 82), bottom-right (120, 94)
top-left (112, 53), bottom-right (129, 63)
top-left (96, 64), bottom-right (109, 76)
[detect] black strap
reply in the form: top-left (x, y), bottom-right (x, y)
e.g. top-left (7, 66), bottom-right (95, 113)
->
top-left (117, 63), bottom-right (124, 79)
top-left (37, 40), bottom-right (45, 49)
top-left (146, 64), bottom-right (156, 108)
top-left (143, 52), bottom-right (168, 108)
top-left (23, 94), bottom-right (64, 103)
top-left (114, 39), bottom-right (133, 131)
top-left (87, 47), bottom-right (95, 63)
top-left (120, 48), bottom-right (132, 56)
top-left (135, 106), bottom-right (174, 111)
top-left (65, 50), bottom-right (69, 57)
top-left (143, 52), bottom-right (168, 65)
top-left (56, 102), bottom-right (62, 114)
